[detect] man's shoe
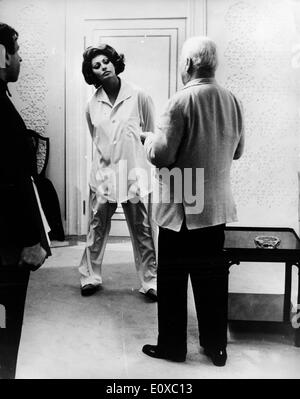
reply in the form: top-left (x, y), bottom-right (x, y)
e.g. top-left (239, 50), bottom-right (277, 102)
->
top-left (142, 344), bottom-right (186, 362)
top-left (144, 289), bottom-right (157, 301)
top-left (81, 284), bottom-right (100, 297)
top-left (204, 347), bottom-right (227, 367)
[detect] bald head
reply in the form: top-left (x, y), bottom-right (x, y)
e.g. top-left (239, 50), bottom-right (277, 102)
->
top-left (180, 36), bottom-right (218, 84)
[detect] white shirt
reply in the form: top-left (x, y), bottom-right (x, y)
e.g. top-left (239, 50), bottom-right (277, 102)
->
top-left (86, 78), bottom-right (155, 203)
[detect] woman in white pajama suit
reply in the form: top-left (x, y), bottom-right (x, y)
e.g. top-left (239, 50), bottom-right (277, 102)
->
top-left (79, 44), bottom-right (157, 300)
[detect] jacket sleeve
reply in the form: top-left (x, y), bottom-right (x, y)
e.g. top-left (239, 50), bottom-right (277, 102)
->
top-left (233, 131), bottom-right (245, 160)
top-left (144, 96), bottom-right (185, 168)
top-left (14, 136), bottom-right (43, 247)
top-left (138, 91), bottom-right (155, 133)
top-left (0, 98), bottom-right (42, 248)
top-left (233, 98), bottom-right (245, 160)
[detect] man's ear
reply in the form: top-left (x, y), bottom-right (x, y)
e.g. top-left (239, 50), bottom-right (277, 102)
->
top-left (186, 57), bottom-right (193, 74)
top-left (5, 51), bottom-right (12, 67)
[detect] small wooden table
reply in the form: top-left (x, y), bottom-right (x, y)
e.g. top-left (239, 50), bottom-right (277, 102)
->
top-left (224, 226), bottom-right (300, 347)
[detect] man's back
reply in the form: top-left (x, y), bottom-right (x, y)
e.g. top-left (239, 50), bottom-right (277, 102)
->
top-left (0, 79), bottom-right (41, 247)
top-left (175, 78), bottom-right (243, 167)
top-left (146, 77), bottom-right (244, 230)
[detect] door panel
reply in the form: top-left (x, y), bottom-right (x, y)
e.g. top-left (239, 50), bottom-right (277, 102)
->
top-left (91, 32), bottom-right (171, 110)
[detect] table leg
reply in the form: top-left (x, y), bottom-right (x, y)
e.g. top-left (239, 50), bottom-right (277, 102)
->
top-left (284, 263), bottom-right (292, 323)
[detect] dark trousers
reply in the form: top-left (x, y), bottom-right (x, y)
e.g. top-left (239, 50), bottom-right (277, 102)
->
top-left (157, 223), bottom-right (228, 357)
top-left (0, 267), bottom-right (30, 379)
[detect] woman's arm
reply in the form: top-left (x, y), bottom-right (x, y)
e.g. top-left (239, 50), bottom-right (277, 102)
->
top-left (86, 104), bottom-right (94, 138)
top-left (138, 91), bottom-right (155, 133)
top-left (144, 96), bottom-right (185, 168)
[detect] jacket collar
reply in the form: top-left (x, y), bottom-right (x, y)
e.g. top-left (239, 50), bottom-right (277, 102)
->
top-left (0, 78), bottom-right (12, 97)
top-left (182, 77), bottom-right (216, 90)
top-left (96, 78), bottom-right (132, 108)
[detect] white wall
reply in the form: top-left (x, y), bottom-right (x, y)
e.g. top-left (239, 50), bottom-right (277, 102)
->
top-left (207, 0), bottom-right (300, 231)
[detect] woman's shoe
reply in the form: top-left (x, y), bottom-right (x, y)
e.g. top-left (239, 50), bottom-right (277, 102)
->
top-left (80, 284), bottom-right (100, 297)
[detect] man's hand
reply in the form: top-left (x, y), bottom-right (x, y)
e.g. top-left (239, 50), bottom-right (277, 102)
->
top-left (18, 243), bottom-right (47, 271)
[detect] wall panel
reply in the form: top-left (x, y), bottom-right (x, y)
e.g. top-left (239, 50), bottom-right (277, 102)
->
top-left (0, 0), bottom-right (66, 226)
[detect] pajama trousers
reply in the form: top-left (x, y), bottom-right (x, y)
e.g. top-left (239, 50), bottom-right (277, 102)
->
top-left (79, 190), bottom-right (157, 293)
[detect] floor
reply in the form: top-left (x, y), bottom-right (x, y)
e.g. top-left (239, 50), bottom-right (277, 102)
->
top-left (8, 237), bottom-right (300, 379)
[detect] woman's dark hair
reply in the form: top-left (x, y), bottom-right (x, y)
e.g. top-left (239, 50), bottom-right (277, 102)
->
top-left (0, 23), bottom-right (18, 54)
top-left (82, 44), bottom-right (125, 87)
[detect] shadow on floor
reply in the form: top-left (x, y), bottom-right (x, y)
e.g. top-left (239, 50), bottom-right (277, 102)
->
top-left (229, 320), bottom-right (296, 346)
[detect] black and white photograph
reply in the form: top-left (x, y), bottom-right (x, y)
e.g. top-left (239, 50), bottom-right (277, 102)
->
top-left (0, 0), bottom-right (300, 384)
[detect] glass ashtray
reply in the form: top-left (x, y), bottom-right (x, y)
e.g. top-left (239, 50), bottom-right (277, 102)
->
top-left (254, 235), bottom-right (281, 249)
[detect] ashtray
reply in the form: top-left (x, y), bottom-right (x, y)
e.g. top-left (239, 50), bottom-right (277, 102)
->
top-left (254, 235), bottom-right (281, 249)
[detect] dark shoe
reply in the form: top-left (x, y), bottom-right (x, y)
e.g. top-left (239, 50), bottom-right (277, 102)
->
top-left (81, 284), bottom-right (100, 297)
top-left (142, 344), bottom-right (186, 362)
top-left (144, 288), bottom-right (157, 301)
top-left (204, 347), bottom-right (227, 367)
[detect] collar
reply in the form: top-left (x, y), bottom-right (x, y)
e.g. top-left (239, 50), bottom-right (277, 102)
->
top-left (96, 78), bottom-right (133, 107)
top-left (182, 77), bottom-right (216, 90)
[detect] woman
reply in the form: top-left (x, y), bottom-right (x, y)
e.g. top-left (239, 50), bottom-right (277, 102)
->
top-left (79, 44), bottom-right (157, 300)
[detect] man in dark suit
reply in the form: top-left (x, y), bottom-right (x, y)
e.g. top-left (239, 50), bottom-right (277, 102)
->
top-left (0, 23), bottom-right (50, 379)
